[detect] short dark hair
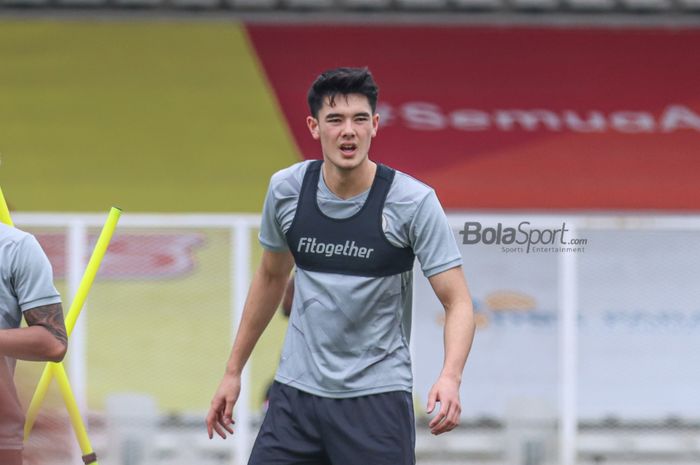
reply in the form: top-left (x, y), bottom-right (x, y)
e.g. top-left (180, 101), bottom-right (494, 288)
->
top-left (307, 67), bottom-right (379, 118)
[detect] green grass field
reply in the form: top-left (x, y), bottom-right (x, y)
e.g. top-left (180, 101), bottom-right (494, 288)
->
top-left (4, 20), bottom-right (300, 414)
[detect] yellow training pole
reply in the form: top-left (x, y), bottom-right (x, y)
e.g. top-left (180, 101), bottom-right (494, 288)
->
top-left (24, 208), bottom-right (121, 430)
top-left (1, 187), bottom-right (119, 464)
top-left (0, 186), bottom-right (14, 226)
top-left (64, 207), bottom-right (122, 336)
top-left (23, 207), bottom-right (121, 465)
top-left (23, 366), bottom-right (52, 433)
top-left (53, 363), bottom-right (99, 465)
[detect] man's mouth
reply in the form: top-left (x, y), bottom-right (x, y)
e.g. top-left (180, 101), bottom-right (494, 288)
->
top-left (339, 143), bottom-right (357, 155)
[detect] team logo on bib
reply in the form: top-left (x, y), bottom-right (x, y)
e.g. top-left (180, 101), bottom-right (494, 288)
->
top-left (297, 237), bottom-right (374, 259)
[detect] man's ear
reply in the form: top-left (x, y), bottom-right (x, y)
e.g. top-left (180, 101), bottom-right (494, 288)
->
top-left (371, 113), bottom-right (380, 137)
top-left (306, 116), bottom-right (320, 140)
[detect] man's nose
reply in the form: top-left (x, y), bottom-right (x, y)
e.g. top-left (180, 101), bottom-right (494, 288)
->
top-left (341, 119), bottom-right (355, 137)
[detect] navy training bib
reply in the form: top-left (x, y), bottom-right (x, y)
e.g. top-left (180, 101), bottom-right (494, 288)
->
top-left (286, 160), bottom-right (415, 277)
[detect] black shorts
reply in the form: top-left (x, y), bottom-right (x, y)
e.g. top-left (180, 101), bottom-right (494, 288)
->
top-left (248, 382), bottom-right (416, 465)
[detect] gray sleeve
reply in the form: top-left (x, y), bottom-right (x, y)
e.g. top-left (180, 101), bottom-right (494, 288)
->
top-left (410, 191), bottom-right (463, 278)
top-left (258, 178), bottom-right (290, 252)
top-left (258, 162), bottom-right (308, 252)
top-left (12, 235), bottom-right (62, 312)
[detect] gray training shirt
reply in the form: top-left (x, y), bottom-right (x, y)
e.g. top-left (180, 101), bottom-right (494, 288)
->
top-left (259, 160), bottom-right (462, 398)
top-left (1, 224), bottom-right (62, 449)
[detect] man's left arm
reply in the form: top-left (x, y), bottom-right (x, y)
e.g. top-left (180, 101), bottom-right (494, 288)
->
top-left (405, 189), bottom-right (474, 434)
top-left (425, 266), bottom-right (475, 435)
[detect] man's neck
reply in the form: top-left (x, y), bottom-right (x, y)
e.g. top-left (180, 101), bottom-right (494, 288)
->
top-left (321, 160), bottom-right (377, 200)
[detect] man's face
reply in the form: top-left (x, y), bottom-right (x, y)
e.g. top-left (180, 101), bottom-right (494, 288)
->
top-left (306, 93), bottom-right (379, 172)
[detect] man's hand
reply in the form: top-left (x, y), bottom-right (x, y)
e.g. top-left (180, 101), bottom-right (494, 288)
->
top-left (426, 375), bottom-right (462, 435)
top-left (426, 266), bottom-right (474, 436)
top-left (204, 250), bottom-right (294, 440)
top-left (206, 373), bottom-right (240, 439)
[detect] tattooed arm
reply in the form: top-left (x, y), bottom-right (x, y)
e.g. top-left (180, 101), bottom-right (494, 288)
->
top-left (0, 303), bottom-right (67, 362)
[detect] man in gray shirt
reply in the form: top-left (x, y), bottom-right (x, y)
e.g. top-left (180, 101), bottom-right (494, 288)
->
top-left (1, 222), bottom-right (68, 465)
top-left (207, 67), bottom-right (475, 465)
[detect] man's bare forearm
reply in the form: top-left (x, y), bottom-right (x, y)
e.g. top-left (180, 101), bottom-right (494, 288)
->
top-left (225, 251), bottom-right (294, 376)
top-left (441, 300), bottom-right (475, 382)
top-left (0, 303), bottom-right (67, 362)
top-left (429, 267), bottom-right (475, 383)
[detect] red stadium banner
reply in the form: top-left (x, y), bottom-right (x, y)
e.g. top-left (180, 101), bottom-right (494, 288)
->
top-left (246, 25), bottom-right (700, 211)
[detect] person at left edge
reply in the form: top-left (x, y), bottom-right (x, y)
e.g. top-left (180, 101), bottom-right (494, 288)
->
top-left (1, 222), bottom-right (68, 465)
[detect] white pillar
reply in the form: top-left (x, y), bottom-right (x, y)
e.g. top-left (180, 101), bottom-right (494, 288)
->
top-left (232, 222), bottom-right (252, 465)
top-left (558, 236), bottom-right (579, 465)
top-left (66, 220), bottom-right (88, 462)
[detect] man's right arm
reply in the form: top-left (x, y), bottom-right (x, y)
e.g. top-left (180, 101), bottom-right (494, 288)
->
top-left (0, 234), bottom-right (66, 362)
top-left (206, 248), bottom-right (294, 439)
top-left (0, 303), bottom-right (67, 362)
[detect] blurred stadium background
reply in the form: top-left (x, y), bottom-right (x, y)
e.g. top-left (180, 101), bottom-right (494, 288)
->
top-left (1, 3), bottom-right (700, 465)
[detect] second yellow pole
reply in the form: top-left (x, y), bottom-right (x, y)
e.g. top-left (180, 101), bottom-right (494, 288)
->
top-left (2, 187), bottom-right (118, 465)
top-left (24, 207), bottom-right (121, 437)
